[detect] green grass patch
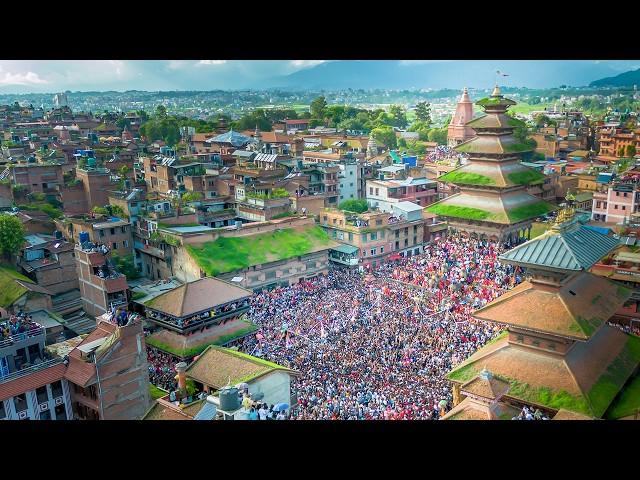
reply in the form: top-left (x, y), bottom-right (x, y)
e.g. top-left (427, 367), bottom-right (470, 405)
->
top-left (426, 204), bottom-right (492, 221)
top-left (149, 384), bottom-right (167, 400)
top-left (507, 169), bottom-right (546, 185)
top-left (0, 265), bottom-right (33, 308)
top-left (438, 171), bottom-right (495, 186)
top-left (605, 375), bottom-right (640, 419)
top-left (18, 202), bottom-right (62, 219)
top-left (186, 226), bottom-right (332, 276)
top-left (505, 377), bottom-right (591, 415)
top-left (506, 201), bottom-right (555, 223)
top-left (485, 330), bottom-right (508, 346)
top-left (131, 291), bottom-right (147, 301)
top-left (572, 315), bottom-right (602, 338)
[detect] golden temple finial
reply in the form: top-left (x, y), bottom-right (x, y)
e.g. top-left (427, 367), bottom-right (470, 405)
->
top-left (491, 84), bottom-right (502, 97)
top-left (553, 192), bottom-right (577, 228)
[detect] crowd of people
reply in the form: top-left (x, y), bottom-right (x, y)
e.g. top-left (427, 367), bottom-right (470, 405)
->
top-left (511, 405), bottom-right (550, 420)
top-left (146, 347), bottom-right (179, 392)
top-left (229, 234), bottom-right (518, 420)
top-left (1, 311), bottom-right (43, 342)
top-left (424, 145), bottom-right (466, 164)
top-left (607, 321), bottom-right (640, 337)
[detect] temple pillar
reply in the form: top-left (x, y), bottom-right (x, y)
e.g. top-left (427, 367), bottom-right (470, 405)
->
top-left (528, 226), bottom-right (531, 239)
top-left (452, 383), bottom-right (461, 406)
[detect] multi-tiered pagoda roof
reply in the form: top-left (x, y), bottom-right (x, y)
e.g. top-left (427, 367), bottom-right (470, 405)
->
top-left (445, 211), bottom-right (640, 419)
top-left (427, 85), bottom-right (555, 241)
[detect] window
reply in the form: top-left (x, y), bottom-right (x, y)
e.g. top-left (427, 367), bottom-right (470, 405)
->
top-left (350, 183), bottom-right (354, 187)
top-left (13, 393), bottom-right (27, 413)
top-left (0, 400), bottom-right (5, 419)
top-left (614, 205), bottom-right (618, 209)
top-left (36, 386), bottom-right (48, 404)
top-left (51, 380), bottom-right (63, 398)
top-left (404, 239), bottom-right (409, 247)
top-left (376, 219), bottom-right (382, 226)
top-left (622, 205), bottom-right (626, 210)
top-left (110, 228), bottom-right (115, 235)
top-left (112, 242), bottom-right (117, 249)
top-left (370, 232), bottom-right (377, 240)
top-left (413, 236), bottom-right (418, 245)
top-left (99, 230), bottom-right (105, 238)
top-left (371, 248), bottom-right (376, 255)
top-left (123, 240), bottom-right (129, 248)
top-left (361, 233), bottom-right (367, 242)
top-left (348, 233), bottom-right (353, 241)
top-left (375, 188), bottom-right (379, 196)
top-left (54, 404), bottom-right (66, 420)
top-left (395, 241), bottom-right (400, 250)
top-left (413, 225), bottom-right (418, 233)
top-left (616, 192), bottom-right (620, 196)
top-left (369, 187), bottom-right (373, 195)
top-left (39, 410), bottom-right (52, 420)
top-left (380, 246), bottom-right (384, 254)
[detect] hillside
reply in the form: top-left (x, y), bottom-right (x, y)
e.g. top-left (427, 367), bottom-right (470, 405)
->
top-left (590, 68), bottom-right (640, 87)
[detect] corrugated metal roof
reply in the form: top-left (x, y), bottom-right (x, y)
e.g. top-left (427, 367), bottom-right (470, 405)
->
top-left (193, 401), bottom-right (217, 420)
top-left (254, 153), bottom-right (278, 163)
top-left (500, 220), bottom-right (619, 271)
top-left (330, 244), bottom-right (359, 254)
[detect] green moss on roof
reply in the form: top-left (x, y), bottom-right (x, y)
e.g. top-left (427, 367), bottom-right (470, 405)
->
top-left (476, 97), bottom-right (517, 107)
top-left (587, 335), bottom-right (640, 417)
top-left (438, 171), bottom-right (496, 186)
top-left (605, 374), bottom-right (640, 419)
top-left (617, 285), bottom-right (632, 299)
top-left (222, 347), bottom-right (287, 370)
top-left (505, 377), bottom-right (591, 415)
top-left (503, 139), bottom-right (537, 153)
top-left (186, 226), bottom-right (332, 276)
top-left (0, 265), bottom-right (33, 308)
top-left (506, 201), bottom-right (555, 223)
top-left (426, 204), bottom-right (492, 221)
top-left (447, 363), bottom-right (480, 383)
top-left (572, 315), bottom-right (602, 338)
top-left (507, 169), bottom-right (546, 185)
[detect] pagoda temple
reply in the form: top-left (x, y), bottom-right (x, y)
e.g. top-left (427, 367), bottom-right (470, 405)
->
top-left (447, 87), bottom-right (476, 147)
top-left (443, 207), bottom-right (640, 420)
top-left (426, 85), bottom-right (556, 243)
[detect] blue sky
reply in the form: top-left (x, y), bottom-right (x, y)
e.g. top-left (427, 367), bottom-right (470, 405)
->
top-left (0, 60), bottom-right (637, 93)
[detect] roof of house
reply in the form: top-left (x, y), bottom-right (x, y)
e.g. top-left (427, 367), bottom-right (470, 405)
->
top-left (64, 321), bottom-right (117, 387)
top-left (206, 130), bottom-right (252, 147)
top-left (0, 362), bottom-right (66, 402)
top-left (144, 277), bottom-right (252, 318)
top-left (473, 272), bottom-right (630, 340)
top-left (460, 369), bottom-right (510, 400)
top-left (441, 396), bottom-right (520, 421)
top-left (185, 345), bottom-right (297, 390)
top-left (499, 218), bottom-right (619, 271)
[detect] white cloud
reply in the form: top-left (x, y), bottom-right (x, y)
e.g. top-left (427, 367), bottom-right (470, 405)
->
top-left (197, 60), bottom-right (227, 66)
top-left (0, 71), bottom-right (48, 86)
top-left (290, 60), bottom-right (325, 68)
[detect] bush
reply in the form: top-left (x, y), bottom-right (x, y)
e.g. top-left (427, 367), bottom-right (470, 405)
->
top-left (339, 199), bottom-right (369, 213)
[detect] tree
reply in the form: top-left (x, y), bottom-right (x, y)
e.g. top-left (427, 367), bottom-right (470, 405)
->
top-left (181, 191), bottom-right (203, 204)
top-left (156, 105), bottom-right (167, 118)
top-left (0, 214), bottom-right (26, 260)
top-left (626, 144), bottom-right (637, 158)
top-left (389, 105), bottom-right (408, 128)
top-left (339, 199), bottom-right (369, 213)
top-left (110, 252), bottom-right (140, 280)
top-left (427, 128), bottom-right (448, 145)
top-left (414, 101), bottom-right (432, 126)
top-left (371, 127), bottom-right (397, 149)
top-left (310, 96), bottom-right (328, 120)
top-left (618, 145), bottom-right (626, 157)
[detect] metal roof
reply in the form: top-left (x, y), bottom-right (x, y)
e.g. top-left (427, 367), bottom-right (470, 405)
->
top-left (330, 244), bottom-right (359, 254)
top-left (254, 153), bottom-right (278, 163)
top-left (500, 219), bottom-right (619, 271)
top-left (193, 400), bottom-right (217, 420)
top-left (206, 130), bottom-right (252, 147)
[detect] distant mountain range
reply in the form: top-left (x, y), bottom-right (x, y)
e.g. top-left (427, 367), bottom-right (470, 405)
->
top-left (271, 60), bottom-right (640, 90)
top-left (590, 68), bottom-right (640, 87)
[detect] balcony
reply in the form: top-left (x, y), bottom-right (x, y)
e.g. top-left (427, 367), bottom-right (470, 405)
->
top-left (0, 358), bottom-right (63, 385)
top-left (146, 303), bottom-right (250, 334)
top-left (0, 324), bottom-right (45, 351)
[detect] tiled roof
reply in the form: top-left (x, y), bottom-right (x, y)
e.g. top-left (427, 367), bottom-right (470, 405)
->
top-left (185, 346), bottom-right (294, 390)
top-left (145, 277), bottom-right (252, 318)
top-left (500, 219), bottom-right (619, 271)
top-left (64, 321), bottom-right (116, 387)
top-left (0, 362), bottom-right (66, 402)
top-left (473, 272), bottom-right (630, 340)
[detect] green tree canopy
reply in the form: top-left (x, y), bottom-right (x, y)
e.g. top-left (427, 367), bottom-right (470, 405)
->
top-left (626, 144), bottom-right (637, 158)
top-left (414, 101), bottom-right (432, 125)
top-left (110, 252), bottom-right (140, 280)
top-left (389, 105), bottom-right (408, 129)
top-left (0, 214), bottom-right (26, 259)
top-left (310, 96), bottom-right (328, 120)
top-left (339, 199), bottom-right (369, 213)
top-left (371, 126), bottom-right (397, 149)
